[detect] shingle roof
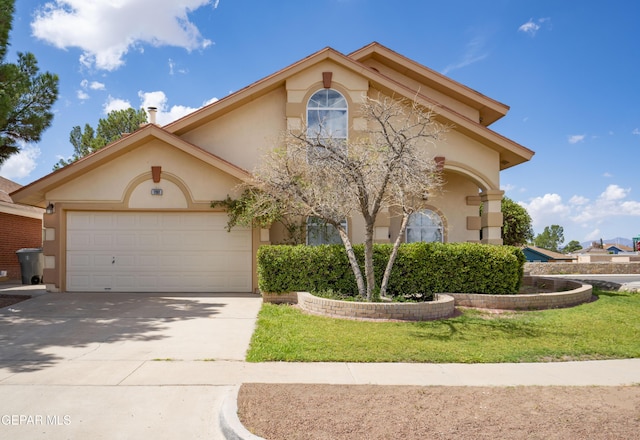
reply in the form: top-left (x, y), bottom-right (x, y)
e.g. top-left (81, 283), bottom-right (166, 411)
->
top-left (0, 176), bottom-right (21, 203)
top-left (524, 246), bottom-right (575, 261)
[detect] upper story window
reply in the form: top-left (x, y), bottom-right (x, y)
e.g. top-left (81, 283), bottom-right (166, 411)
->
top-left (307, 89), bottom-right (348, 141)
top-left (406, 209), bottom-right (444, 243)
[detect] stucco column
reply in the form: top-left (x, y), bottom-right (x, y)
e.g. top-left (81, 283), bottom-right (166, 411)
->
top-left (480, 190), bottom-right (504, 245)
top-left (42, 207), bottom-right (60, 292)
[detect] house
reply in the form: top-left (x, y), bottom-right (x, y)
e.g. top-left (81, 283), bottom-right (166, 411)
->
top-left (522, 246), bottom-right (575, 263)
top-left (572, 243), bottom-right (639, 263)
top-left (10, 42), bottom-right (534, 293)
top-left (604, 244), bottom-right (633, 254)
top-left (0, 176), bottom-right (44, 281)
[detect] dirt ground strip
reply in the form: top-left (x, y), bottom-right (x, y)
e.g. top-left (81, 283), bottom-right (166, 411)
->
top-left (238, 384), bottom-right (640, 440)
top-left (0, 294), bottom-right (30, 308)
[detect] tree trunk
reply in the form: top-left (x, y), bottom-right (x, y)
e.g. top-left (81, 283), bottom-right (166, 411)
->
top-left (338, 228), bottom-right (367, 298)
top-left (363, 223), bottom-right (376, 301)
top-left (380, 212), bottom-right (410, 298)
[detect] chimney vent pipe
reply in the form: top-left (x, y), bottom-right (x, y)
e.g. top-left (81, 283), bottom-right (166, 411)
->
top-left (147, 107), bottom-right (157, 125)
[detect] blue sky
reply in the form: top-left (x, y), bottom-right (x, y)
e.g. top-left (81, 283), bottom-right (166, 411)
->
top-left (2, 0), bottom-right (639, 245)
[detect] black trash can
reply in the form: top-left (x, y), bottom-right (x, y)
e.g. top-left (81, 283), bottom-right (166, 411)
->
top-left (15, 248), bottom-right (44, 285)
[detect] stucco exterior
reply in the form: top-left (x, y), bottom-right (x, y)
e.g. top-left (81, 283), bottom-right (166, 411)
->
top-left (10, 42), bottom-right (533, 293)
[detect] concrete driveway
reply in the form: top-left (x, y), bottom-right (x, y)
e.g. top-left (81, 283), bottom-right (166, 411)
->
top-left (0, 287), bottom-right (262, 439)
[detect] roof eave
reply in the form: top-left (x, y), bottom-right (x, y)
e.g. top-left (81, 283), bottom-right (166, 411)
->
top-left (349, 42), bottom-right (510, 126)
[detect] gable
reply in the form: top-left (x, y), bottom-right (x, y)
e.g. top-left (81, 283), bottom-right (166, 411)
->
top-left (47, 140), bottom-right (243, 205)
top-left (11, 124), bottom-right (250, 208)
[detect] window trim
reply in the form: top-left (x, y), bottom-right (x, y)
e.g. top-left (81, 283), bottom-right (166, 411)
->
top-left (405, 209), bottom-right (444, 243)
top-left (306, 89), bottom-right (348, 142)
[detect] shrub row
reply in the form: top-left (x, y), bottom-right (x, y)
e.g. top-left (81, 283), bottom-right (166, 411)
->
top-left (257, 242), bottom-right (525, 299)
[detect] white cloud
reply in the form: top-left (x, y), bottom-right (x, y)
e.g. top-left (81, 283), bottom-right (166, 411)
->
top-left (89, 81), bottom-right (105, 90)
top-left (518, 185), bottom-right (640, 241)
top-left (103, 96), bottom-right (132, 114)
top-left (570, 185), bottom-right (633, 224)
top-left (568, 134), bottom-right (586, 144)
top-left (77, 79), bottom-right (106, 101)
top-left (620, 200), bottom-right (640, 215)
top-left (633, 128), bottom-right (640, 135)
top-left (203, 97), bottom-right (219, 106)
top-left (138, 90), bottom-right (218, 125)
top-left (584, 229), bottom-right (601, 241)
top-left (442, 35), bottom-right (488, 75)
top-left (501, 183), bottom-right (516, 192)
top-left (602, 172), bottom-right (613, 178)
top-left (0, 146), bottom-right (41, 180)
top-left (519, 193), bottom-right (571, 230)
top-left (168, 58), bottom-right (188, 75)
top-left (518, 17), bottom-right (551, 36)
top-left (601, 184), bottom-right (628, 201)
top-left (518, 20), bottom-right (540, 35)
top-left (31, 0), bottom-right (214, 71)
top-left (569, 195), bottom-right (589, 206)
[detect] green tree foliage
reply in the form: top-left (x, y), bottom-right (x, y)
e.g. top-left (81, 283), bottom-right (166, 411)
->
top-left (534, 224), bottom-right (565, 252)
top-left (501, 197), bottom-right (534, 246)
top-left (0, 0), bottom-right (59, 164)
top-left (562, 240), bottom-right (583, 254)
top-left (54, 108), bottom-right (147, 169)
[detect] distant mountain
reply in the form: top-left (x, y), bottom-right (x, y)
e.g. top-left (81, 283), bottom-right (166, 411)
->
top-left (579, 237), bottom-right (633, 249)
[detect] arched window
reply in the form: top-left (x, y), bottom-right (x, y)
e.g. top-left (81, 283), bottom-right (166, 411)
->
top-left (307, 89), bottom-right (348, 141)
top-left (406, 210), bottom-right (443, 243)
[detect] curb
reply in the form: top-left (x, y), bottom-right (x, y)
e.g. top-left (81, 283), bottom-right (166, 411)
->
top-left (219, 385), bottom-right (266, 440)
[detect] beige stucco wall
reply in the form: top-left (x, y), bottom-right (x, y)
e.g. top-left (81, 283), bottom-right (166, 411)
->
top-left (433, 131), bottom-right (500, 191)
top-left (47, 141), bottom-right (242, 204)
top-left (181, 88), bottom-right (287, 172)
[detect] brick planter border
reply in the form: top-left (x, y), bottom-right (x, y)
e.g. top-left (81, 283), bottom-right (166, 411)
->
top-left (449, 276), bottom-right (593, 310)
top-left (262, 276), bottom-right (593, 320)
top-left (297, 291), bottom-right (455, 321)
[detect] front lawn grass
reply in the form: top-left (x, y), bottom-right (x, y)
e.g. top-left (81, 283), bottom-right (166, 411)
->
top-left (246, 289), bottom-right (640, 363)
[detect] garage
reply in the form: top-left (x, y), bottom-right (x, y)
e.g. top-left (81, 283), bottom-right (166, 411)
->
top-left (66, 211), bottom-right (252, 292)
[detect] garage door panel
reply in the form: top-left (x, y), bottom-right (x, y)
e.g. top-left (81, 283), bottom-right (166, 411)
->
top-left (67, 232), bottom-right (92, 250)
top-left (94, 234), bottom-right (114, 248)
top-left (95, 214), bottom-right (116, 229)
top-left (66, 212), bottom-right (252, 292)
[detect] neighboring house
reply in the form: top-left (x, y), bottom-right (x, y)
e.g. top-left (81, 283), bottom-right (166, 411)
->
top-left (604, 244), bottom-right (633, 254)
top-left (523, 246), bottom-right (576, 263)
top-left (11, 42), bottom-right (534, 293)
top-left (0, 176), bottom-right (44, 281)
top-left (572, 243), bottom-right (639, 263)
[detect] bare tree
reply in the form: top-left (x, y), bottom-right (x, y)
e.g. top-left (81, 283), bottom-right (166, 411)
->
top-left (249, 93), bottom-right (447, 300)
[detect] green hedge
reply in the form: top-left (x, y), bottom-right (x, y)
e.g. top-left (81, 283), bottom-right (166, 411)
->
top-left (257, 242), bottom-right (525, 299)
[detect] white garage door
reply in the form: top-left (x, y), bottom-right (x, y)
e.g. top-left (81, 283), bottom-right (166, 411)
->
top-left (66, 212), bottom-right (252, 292)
